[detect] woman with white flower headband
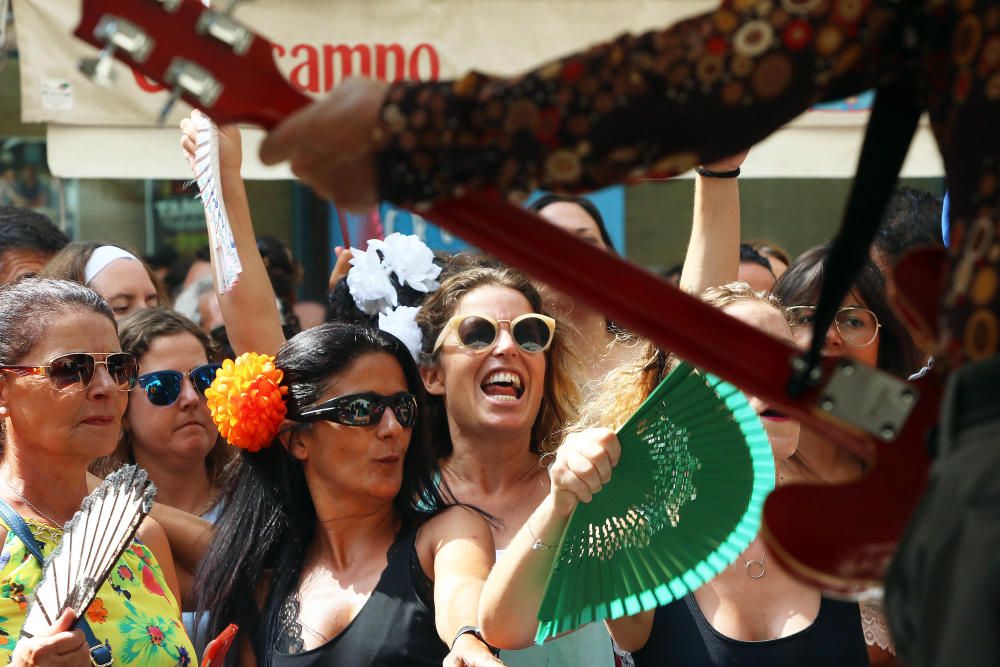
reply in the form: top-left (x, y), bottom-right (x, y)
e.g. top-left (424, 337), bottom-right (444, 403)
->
top-left (169, 116), bottom-right (509, 662)
top-left (177, 110), bottom-right (619, 665)
top-left (189, 323), bottom-right (502, 666)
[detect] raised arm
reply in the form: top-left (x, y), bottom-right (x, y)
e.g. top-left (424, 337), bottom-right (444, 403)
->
top-left (180, 112), bottom-right (286, 356)
top-left (479, 429), bottom-right (621, 650)
top-left (260, 2), bottom-right (889, 209)
top-left (677, 151), bottom-right (747, 294)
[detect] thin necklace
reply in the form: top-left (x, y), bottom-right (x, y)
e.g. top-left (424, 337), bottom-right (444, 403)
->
top-left (742, 551), bottom-right (766, 579)
top-left (1, 479), bottom-right (64, 527)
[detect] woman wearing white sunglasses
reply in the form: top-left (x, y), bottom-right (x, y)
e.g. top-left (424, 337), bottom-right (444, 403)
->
top-left (415, 263), bottom-right (621, 666)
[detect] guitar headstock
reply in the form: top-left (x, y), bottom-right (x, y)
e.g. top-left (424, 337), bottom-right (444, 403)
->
top-left (74, 0), bottom-right (311, 128)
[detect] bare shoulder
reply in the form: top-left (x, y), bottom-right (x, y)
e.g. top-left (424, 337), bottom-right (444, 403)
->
top-left (416, 506), bottom-right (495, 581)
top-left (136, 516), bottom-right (171, 558)
top-left (421, 505), bottom-right (493, 544)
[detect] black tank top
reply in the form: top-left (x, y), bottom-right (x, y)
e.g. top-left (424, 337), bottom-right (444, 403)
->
top-left (271, 525), bottom-right (448, 667)
top-left (631, 594), bottom-right (870, 666)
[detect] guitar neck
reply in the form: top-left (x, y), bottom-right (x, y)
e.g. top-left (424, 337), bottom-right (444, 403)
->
top-left (428, 194), bottom-right (873, 460)
top-left (73, 0), bottom-right (894, 459)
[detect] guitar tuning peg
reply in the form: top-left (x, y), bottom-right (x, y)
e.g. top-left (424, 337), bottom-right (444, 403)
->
top-left (78, 15), bottom-right (154, 88)
top-left (220, 0), bottom-right (246, 17)
top-left (157, 59), bottom-right (223, 124)
top-left (78, 44), bottom-right (118, 88)
top-left (195, 2), bottom-right (254, 55)
top-left (157, 87), bottom-right (184, 125)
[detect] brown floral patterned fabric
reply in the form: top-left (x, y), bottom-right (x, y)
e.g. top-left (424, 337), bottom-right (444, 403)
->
top-left (373, 0), bottom-right (1000, 370)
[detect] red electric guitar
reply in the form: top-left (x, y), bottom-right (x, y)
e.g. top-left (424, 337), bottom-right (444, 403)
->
top-left (73, 0), bottom-right (944, 596)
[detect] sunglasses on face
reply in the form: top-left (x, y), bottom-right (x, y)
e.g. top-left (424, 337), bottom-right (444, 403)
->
top-left (296, 392), bottom-right (418, 428)
top-left (432, 313), bottom-right (556, 354)
top-left (0, 352), bottom-right (138, 392)
top-left (137, 363), bottom-right (222, 407)
top-left (787, 306), bottom-right (882, 347)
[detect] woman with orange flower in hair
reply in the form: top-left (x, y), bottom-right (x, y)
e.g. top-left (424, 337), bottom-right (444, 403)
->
top-left (189, 324), bottom-right (502, 667)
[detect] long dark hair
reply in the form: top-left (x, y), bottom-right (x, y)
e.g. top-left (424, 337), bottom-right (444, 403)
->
top-left (529, 194), bottom-right (617, 253)
top-left (192, 323), bottom-right (448, 665)
top-left (772, 243), bottom-right (920, 377)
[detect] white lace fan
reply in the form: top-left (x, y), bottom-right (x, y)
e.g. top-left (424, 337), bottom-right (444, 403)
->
top-left (193, 111), bottom-right (243, 293)
top-left (19, 465), bottom-right (156, 638)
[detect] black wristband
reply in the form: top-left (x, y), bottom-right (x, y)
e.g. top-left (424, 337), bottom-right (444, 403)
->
top-left (695, 165), bottom-right (741, 178)
top-left (452, 625), bottom-right (500, 657)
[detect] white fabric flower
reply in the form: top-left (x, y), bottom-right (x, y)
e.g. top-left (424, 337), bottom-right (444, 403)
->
top-left (378, 233), bottom-right (442, 293)
top-left (379, 306), bottom-right (423, 361)
top-left (346, 244), bottom-right (397, 315)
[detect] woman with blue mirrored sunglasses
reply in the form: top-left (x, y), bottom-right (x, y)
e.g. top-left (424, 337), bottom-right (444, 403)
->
top-left (91, 309), bottom-right (235, 657)
top-left (137, 363), bottom-right (222, 406)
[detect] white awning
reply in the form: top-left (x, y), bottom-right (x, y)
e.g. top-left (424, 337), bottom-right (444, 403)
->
top-left (15, 0), bottom-right (943, 179)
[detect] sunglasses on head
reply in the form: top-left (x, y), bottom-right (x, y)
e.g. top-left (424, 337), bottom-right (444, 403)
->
top-left (296, 392), bottom-right (418, 428)
top-left (0, 352), bottom-right (138, 392)
top-left (432, 313), bottom-right (556, 354)
top-left (137, 363), bottom-right (222, 407)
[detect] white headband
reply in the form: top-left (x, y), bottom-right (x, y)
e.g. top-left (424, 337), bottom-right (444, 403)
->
top-left (84, 246), bottom-right (140, 284)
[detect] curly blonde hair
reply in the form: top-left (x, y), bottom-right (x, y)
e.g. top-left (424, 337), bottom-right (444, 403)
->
top-left (571, 282), bottom-right (788, 432)
top-left (416, 261), bottom-right (580, 455)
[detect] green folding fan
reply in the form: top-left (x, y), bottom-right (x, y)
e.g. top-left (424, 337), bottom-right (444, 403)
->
top-left (534, 360), bottom-right (775, 643)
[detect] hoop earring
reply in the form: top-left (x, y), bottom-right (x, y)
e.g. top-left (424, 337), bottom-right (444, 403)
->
top-left (538, 451), bottom-right (557, 470)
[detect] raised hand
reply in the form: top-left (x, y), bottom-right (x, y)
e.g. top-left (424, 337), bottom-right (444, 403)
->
top-left (259, 77), bottom-right (388, 211)
top-left (179, 109), bottom-right (244, 177)
top-left (549, 428), bottom-right (621, 516)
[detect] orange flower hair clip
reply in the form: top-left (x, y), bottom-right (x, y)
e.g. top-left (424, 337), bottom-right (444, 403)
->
top-left (205, 352), bottom-right (289, 452)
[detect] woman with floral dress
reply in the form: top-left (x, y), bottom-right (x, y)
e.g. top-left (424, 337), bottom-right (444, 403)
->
top-left (0, 278), bottom-right (195, 666)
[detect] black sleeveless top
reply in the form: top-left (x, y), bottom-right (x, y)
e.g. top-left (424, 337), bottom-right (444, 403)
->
top-left (271, 525), bottom-right (448, 666)
top-left (631, 594), bottom-right (870, 666)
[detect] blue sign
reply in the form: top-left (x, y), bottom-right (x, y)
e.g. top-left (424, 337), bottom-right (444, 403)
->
top-left (378, 204), bottom-right (473, 252)
top-left (330, 184), bottom-right (627, 258)
top-left (812, 90), bottom-right (875, 112)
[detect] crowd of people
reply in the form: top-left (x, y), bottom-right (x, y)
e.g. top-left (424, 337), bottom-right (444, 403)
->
top-left (0, 0), bottom-right (986, 664)
top-left (0, 114), bottom-right (944, 666)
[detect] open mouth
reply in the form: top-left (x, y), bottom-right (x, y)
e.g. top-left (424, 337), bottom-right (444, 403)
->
top-left (760, 408), bottom-right (790, 421)
top-left (481, 370), bottom-right (525, 402)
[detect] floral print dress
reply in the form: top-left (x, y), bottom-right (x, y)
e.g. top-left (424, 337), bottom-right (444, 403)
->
top-left (0, 517), bottom-right (195, 666)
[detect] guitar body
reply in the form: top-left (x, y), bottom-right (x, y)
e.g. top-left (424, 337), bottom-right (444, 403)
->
top-left (72, 0), bottom-right (943, 595)
top-left (764, 246), bottom-right (947, 596)
top-left (763, 371), bottom-right (940, 596)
